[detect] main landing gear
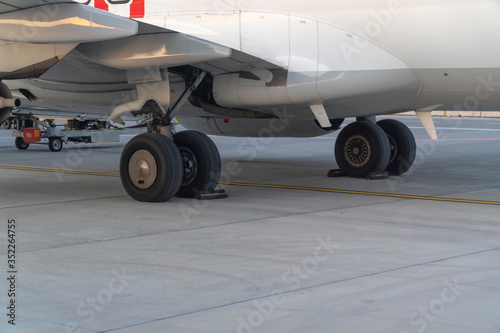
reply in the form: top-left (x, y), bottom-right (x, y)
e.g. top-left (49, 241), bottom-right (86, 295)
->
top-left (120, 130), bottom-right (223, 202)
top-left (334, 119), bottom-right (416, 178)
top-left (119, 70), bottom-right (225, 202)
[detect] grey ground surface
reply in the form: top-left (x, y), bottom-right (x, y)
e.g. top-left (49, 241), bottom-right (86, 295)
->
top-left (0, 116), bottom-right (499, 333)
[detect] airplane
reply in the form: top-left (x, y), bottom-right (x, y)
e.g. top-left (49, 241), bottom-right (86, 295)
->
top-left (0, 0), bottom-right (497, 202)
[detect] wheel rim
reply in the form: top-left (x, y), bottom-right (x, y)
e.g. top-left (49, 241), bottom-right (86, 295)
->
top-left (52, 139), bottom-right (62, 150)
top-left (344, 135), bottom-right (371, 168)
top-left (128, 150), bottom-right (158, 189)
top-left (178, 146), bottom-right (198, 186)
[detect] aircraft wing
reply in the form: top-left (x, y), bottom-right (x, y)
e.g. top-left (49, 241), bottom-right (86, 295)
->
top-left (0, 0), bottom-right (138, 43)
top-left (0, 0), bottom-right (73, 12)
top-left (0, 0), bottom-right (281, 78)
top-left (0, 6), bottom-right (287, 123)
top-left (1, 2), bottom-right (420, 127)
top-left (0, 0), bottom-right (138, 79)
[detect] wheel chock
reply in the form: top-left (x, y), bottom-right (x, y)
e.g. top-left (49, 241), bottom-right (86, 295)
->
top-left (196, 190), bottom-right (229, 200)
top-left (327, 169), bottom-right (345, 177)
top-left (328, 169), bottom-right (389, 180)
top-left (367, 172), bottom-right (389, 180)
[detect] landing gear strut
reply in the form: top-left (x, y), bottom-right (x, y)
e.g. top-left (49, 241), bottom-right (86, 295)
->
top-left (119, 70), bottom-right (223, 202)
top-left (334, 119), bottom-right (416, 178)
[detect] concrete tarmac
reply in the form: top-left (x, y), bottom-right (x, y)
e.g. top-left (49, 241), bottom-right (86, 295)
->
top-left (0, 116), bottom-right (499, 333)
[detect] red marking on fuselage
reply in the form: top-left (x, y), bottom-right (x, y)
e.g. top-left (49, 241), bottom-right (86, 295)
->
top-left (93, 0), bottom-right (145, 19)
top-left (130, 0), bottom-right (145, 18)
top-left (94, 0), bottom-right (109, 12)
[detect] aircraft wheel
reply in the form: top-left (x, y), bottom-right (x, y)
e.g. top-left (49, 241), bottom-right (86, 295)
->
top-left (174, 131), bottom-right (221, 198)
top-left (48, 137), bottom-right (64, 152)
top-left (335, 121), bottom-right (390, 178)
top-left (2, 119), bottom-right (12, 129)
top-left (377, 119), bottom-right (416, 175)
top-left (120, 133), bottom-right (183, 202)
top-left (15, 137), bottom-right (29, 150)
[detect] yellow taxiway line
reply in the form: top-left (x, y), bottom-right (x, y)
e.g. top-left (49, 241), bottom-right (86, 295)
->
top-left (0, 165), bottom-right (119, 178)
top-left (1, 165), bottom-right (499, 206)
top-left (220, 182), bottom-right (500, 206)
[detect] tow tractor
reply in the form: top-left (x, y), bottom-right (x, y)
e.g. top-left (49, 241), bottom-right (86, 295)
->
top-left (12, 115), bottom-right (146, 152)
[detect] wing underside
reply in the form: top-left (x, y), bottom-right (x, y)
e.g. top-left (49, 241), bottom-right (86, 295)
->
top-left (0, 3), bottom-right (420, 123)
top-left (0, 0), bottom-right (138, 79)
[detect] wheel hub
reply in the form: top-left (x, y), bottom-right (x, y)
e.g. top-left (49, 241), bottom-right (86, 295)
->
top-left (129, 150), bottom-right (158, 189)
top-left (179, 146), bottom-right (198, 186)
top-left (53, 140), bottom-right (61, 150)
top-left (344, 135), bottom-right (371, 168)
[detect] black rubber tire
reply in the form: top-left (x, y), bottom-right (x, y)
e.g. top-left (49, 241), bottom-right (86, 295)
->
top-left (174, 131), bottom-right (221, 198)
top-left (377, 119), bottom-right (417, 176)
top-left (48, 137), bottom-right (64, 152)
top-left (120, 133), bottom-right (183, 202)
top-left (335, 121), bottom-right (391, 178)
top-left (15, 137), bottom-right (29, 150)
top-left (2, 119), bottom-right (12, 129)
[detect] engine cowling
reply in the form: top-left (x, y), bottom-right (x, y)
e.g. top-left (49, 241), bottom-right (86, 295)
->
top-left (177, 117), bottom-right (344, 138)
top-left (0, 82), bottom-right (20, 123)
